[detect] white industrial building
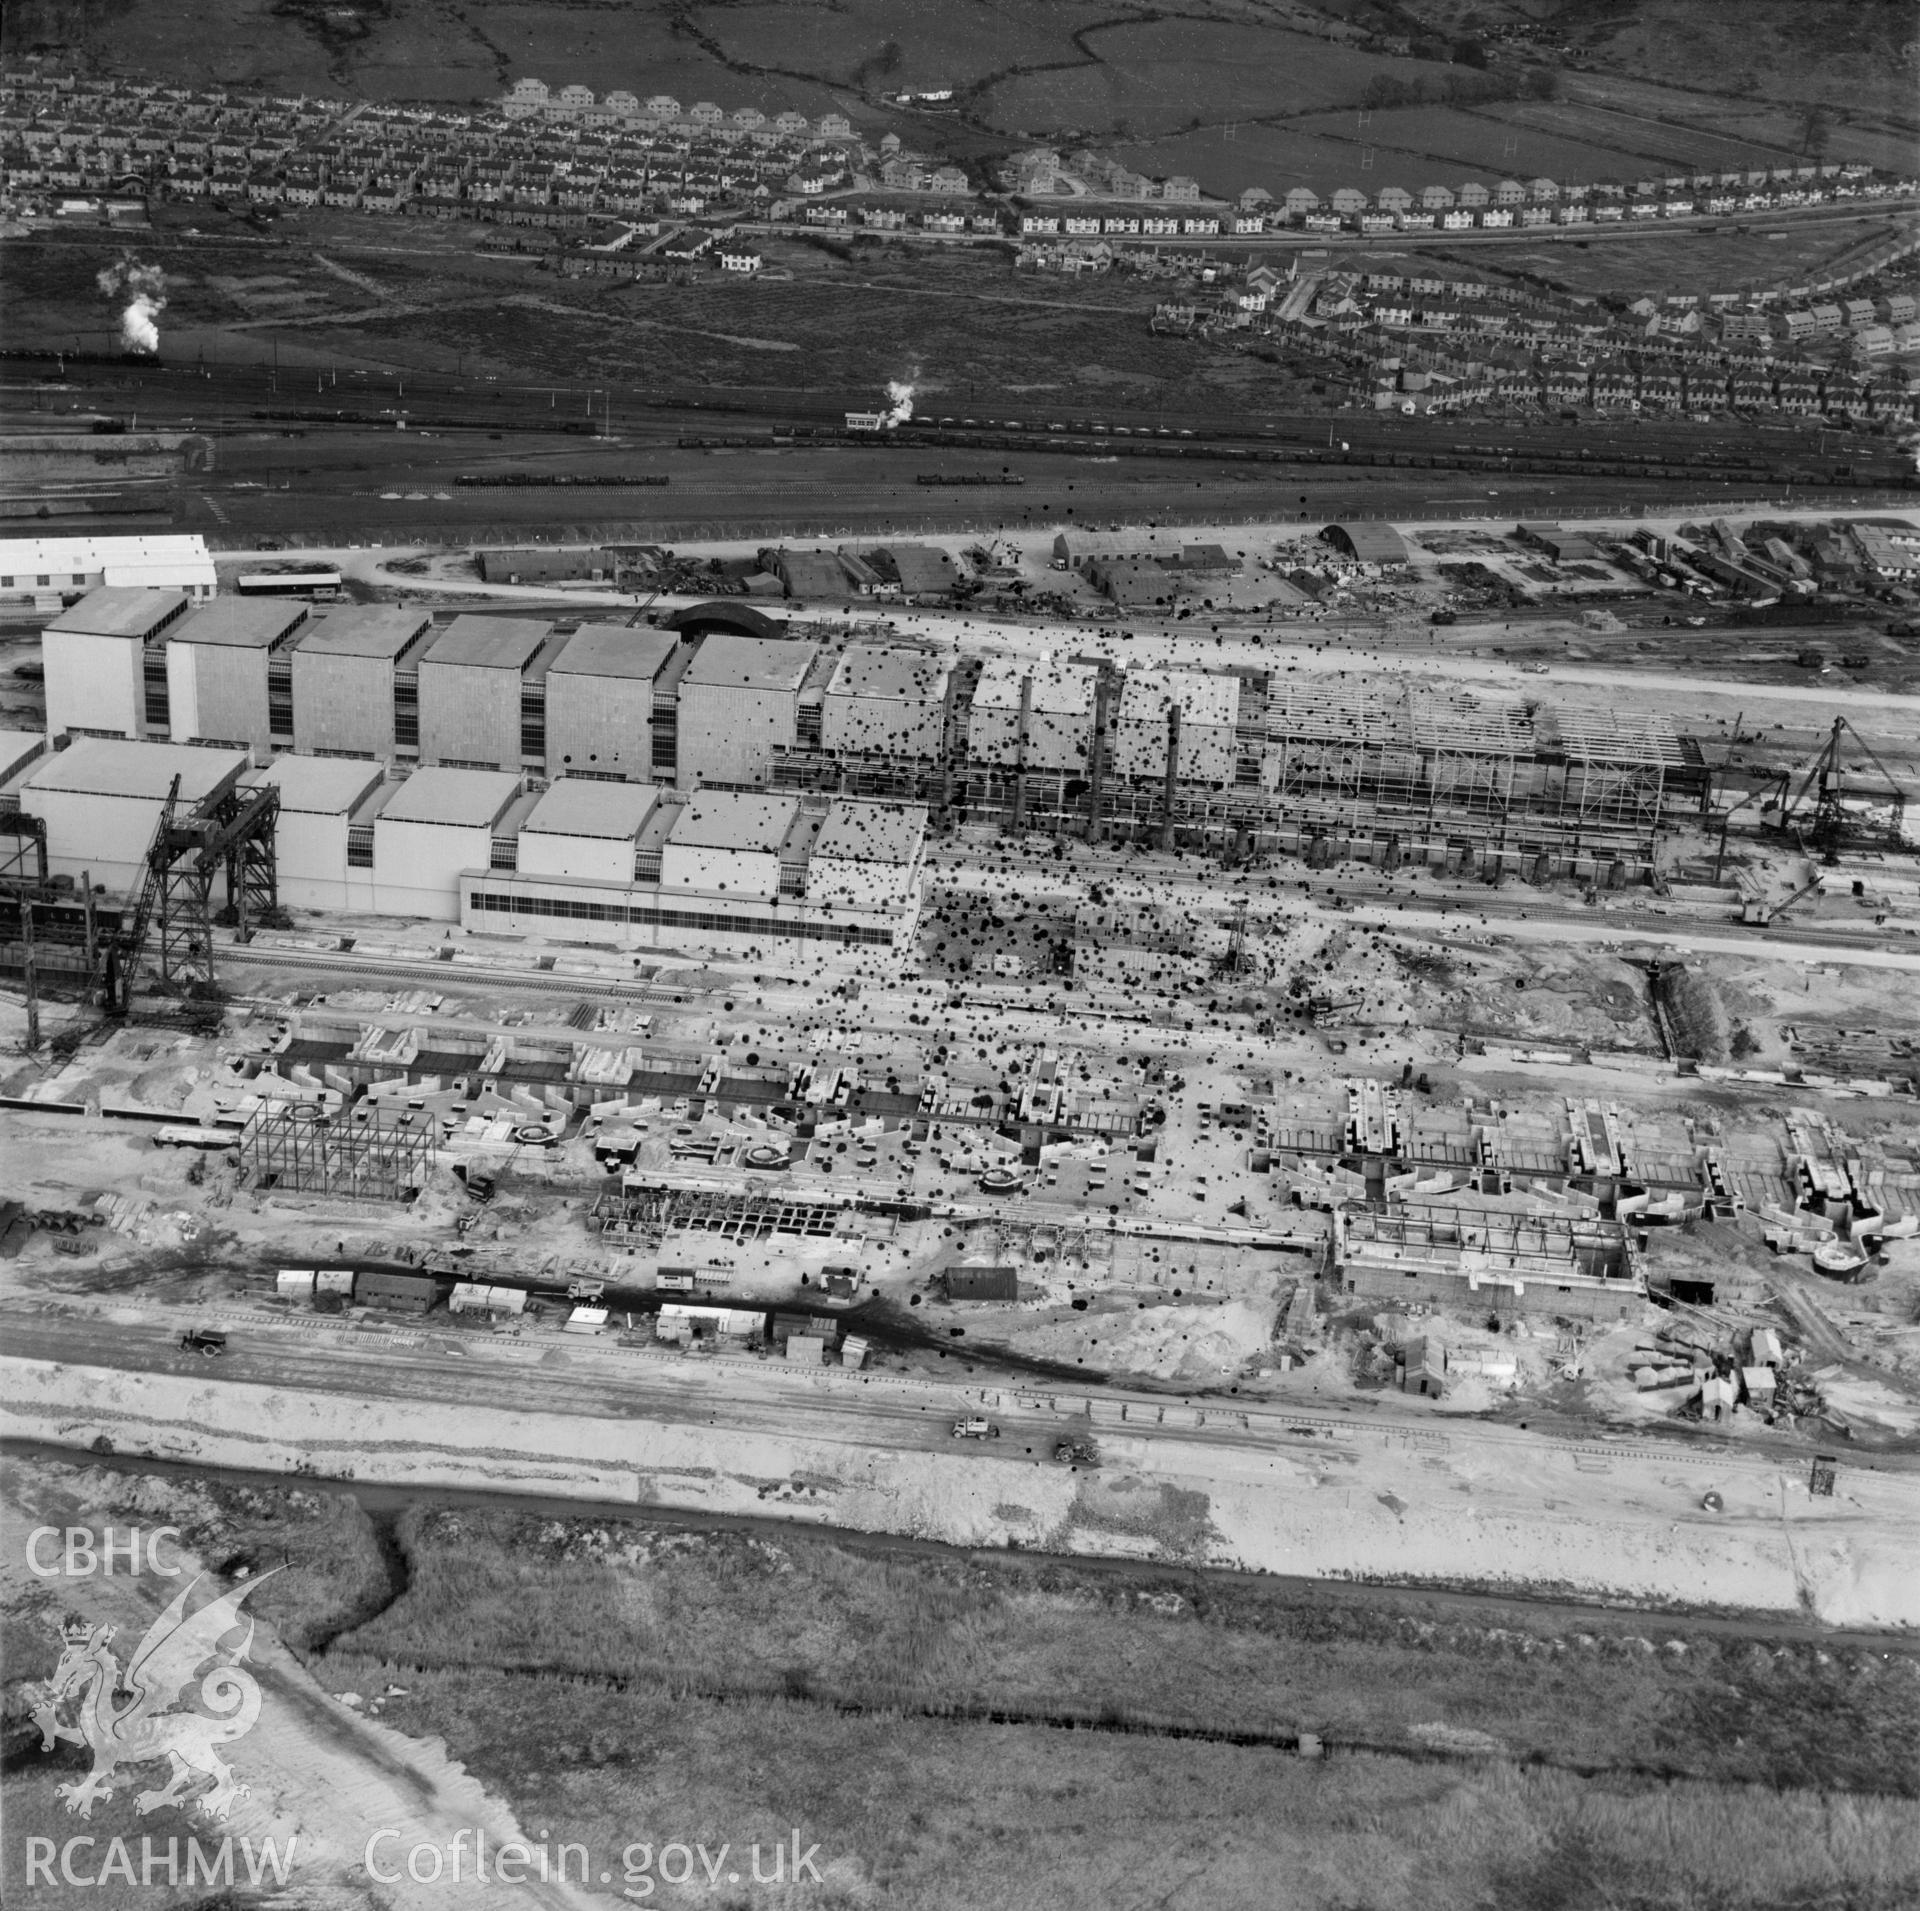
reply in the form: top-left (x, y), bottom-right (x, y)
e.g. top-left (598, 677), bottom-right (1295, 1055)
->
top-left (821, 644), bottom-right (949, 758)
top-left (1111, 668), bottom-right (1239, 785)
top-left (675, 634), bottom-right (818, 786)
top-left (16, 737), bottom-right (248, 891)
top-left (544, 623), bottom-right (676, 782)
top-left (515, 777), bottom-right (660, 883)
top-left (416, 615), bottom-right (560, 770)
top-left (0, 534), bottom-right (217, 609)
top-left (40, 588), bottom-right (194, 741)
top-left (371, 766), bottom-right (530, 918)
top-left (289, 606), bottom-right (434, 760)
top-left (460, 788), bottom-right (927, 955)
top-left (245, 754), bottom-right (388, 912)
top-left (966, 656), bottom-right (1097, 773)
top-left (165, 597), bottom-right (310, 750)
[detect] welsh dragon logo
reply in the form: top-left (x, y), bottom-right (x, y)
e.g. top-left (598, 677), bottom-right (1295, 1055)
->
top-left (29, 1572), bottom-right (275, 1821)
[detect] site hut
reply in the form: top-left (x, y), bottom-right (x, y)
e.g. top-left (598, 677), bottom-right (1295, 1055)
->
top-left (674, 631), bottom-right (819, 787)
top-left (965, 654), bottom-right (1098, 773)
top-left (283, 605), bottom-right (433, 763)
top-left (234, 754), bottom-right (385, 911)
top-left (1516, 524), bottom-right (1604, 564)
top-left (1090, 552), bottom-right (1183, 608)
top-left (0, 533), bottom-right (216, 613)
top-left (162, 596), bottom-right (310, 751)
top-left (820, 643), bottom-right (951, 761)
top-left (416, 614), bottom-right (564, 771)
top-left (370, 765), bottom-right (530, 919)
top-left (476, 547), bottom-right (614, 585)
top-left (769, 548), bottom-right (859, 600)
top-left (1112, 668), bottom-right (1238, 786)
top-left (16, 736), bottom-right (248, 892)
top-left (544, 622), bottom-right (677, 782)
top-left (1321, 522), bottom-right (1410, 566)
top-left (38, 586), bottom-right (193, 741)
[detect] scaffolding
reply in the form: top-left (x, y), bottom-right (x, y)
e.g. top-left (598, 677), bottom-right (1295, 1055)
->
top-left (590, 1182), bottom-right (853, 1243)
top-left (240, 1106), bottom-right (434, 1200)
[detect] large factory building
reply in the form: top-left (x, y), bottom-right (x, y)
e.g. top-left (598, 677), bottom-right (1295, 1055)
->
top-left (543, 623), bottom-right (675, 782)
top-left (40, 588), bottom-right (193, 741)
top-left (821, 643), bottom-right (949, 759)
top-left (416, 616), bottom-right (562, 771)
top-left (289, 606), bottom-right (435, 760)
top-left (966, 656), bottom-right (1097, 773)
top-left (165, 598), bottom-right (310, 751)
top-left (0, 534), bottom-right (217, 610)
top-left (675, 634), bottom-right (820, 786)
top-left (1112, 668), bottom-right (1239, 786)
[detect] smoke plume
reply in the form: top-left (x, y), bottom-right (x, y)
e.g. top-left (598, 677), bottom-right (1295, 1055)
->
top-left (884, 379), bottom-right (915, 428)
top-left (97, 256), bottom-right (168, 354)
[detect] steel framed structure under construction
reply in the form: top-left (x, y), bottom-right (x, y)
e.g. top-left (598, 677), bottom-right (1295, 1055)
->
top-left (239, 1106), bottom-right (434, 1200)
top-left (591, 1182), bottom-right (854, 1244)
top-left (771, 668), bottom-right (1707, 864)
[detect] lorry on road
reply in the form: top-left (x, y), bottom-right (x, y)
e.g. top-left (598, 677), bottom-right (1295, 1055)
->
top-left (951, 1417), bottom-right (999, 1439)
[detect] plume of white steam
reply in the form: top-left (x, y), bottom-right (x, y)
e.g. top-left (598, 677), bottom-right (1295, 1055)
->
top-left (97, 257), bottom-right (168, 354)
top-left (884, 379), bottom-right (914, 428)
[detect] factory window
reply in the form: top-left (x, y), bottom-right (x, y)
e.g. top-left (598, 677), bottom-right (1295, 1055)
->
top-left (36, 574), bottom-right (49, 586)
top-left (0, 577), bottom-right (10, 587)
top-left (346, 825), bottom-right (375, 868)
top-left (489, 836), bottom-right (518, 871)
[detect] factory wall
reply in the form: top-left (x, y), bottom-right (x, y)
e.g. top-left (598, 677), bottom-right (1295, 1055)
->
top-left (418, 664), bottom-right (522, 769)
top-left (544, 673), bottom-right (653, 781)
top-left (658, 839), bottom-right (781, 900)
top-left (1111, 711), bottom-right (1236, 785)
top-left (966, 698), bottom-right (1093, 774)
top-left (21, 788), bottom-right (172, 892)
top-left (675, 683), bottom-right (797, 787)
top-left (167, 643), bottom-right (270, 749)
top-left (821, 684), bottom-right (945, 757)
top-left (273, 808), bottom-right (358, 912)
top-left (518, 825), bottom-right (638, 885)
top-left (806, 853), bottom-right (915, 918)
top-left (371, 817), bottom-right (497, 920)
top-left (43, 631), bottom-right (142, 741)
top-left (460, 873), bottom-right (903, 954)
top-left (291, 650), bottom-right (397, 758)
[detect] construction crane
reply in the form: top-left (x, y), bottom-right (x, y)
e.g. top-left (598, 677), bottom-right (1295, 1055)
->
top-left (1741, 874), bottom-right (1824, 926)
top-left (1780, 716), bottom-right (1907, 856)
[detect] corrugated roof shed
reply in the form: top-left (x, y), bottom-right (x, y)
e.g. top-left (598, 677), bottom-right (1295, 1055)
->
top-left (424, 614), bottom-right (554, 671)
top-left (23, 737), bottom-right (246, 803)
top-left (44, 586), bottom-right (188, 639)
top-left (378, 766), bottom-right (522, 829)
top-left (872, 544), bottom-right (960, 593)
top-left (666, 789), bottom-right (800, 853)
top-left (522, 777), bottom-right (659, 840)
top-left (550, 623), bottom-right (678, 681)
top-left (682, 632), bottom-right (815, 693)
top-left (1323, 522), bottom-right (1409, 564)
top-left (813, 798), bottom-right (928, 866)
top-left (170, 598), bottom-right (307, 648)
top-left (293, 605), bottom-right (434, 659)
top-left (776, 550), bottom-right (854, 598)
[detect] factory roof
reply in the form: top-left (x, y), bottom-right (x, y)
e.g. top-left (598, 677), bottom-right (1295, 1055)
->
top-left (871, 544), bottom-right (960, 593)
top-left (522, 777), bottom-right (660, 841)
top-left (666, 788), bottom-right (800, 854)
top-left (971, 654), bottom-right (1096, 715)
top-left (292, 606), bottom-right (434, 660)
top-left (21, 736), bottom-right (246, 804)
top-left (550, 623), bottom-right (678, 682)
top-left (170, 598), bottom-right (308, 648)
top-left (43, 586), bottom-right (188, 639)
top-left (813, 798), bottom-right (928, 867)
top-left (0, 533), bottom-right (212, 575)
top-left (377, 766), bottom-right (523, 829)
top-left (681, 632), bottom-right (816, 693)
top-left (1118, 668), bottom-right (1239, 729)
top-left (423, 614), bottom-right (554, 672)
top-left (246, 754), bottom-right (386, 816)
top-left (827, 642), bottom-right (949, 704)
